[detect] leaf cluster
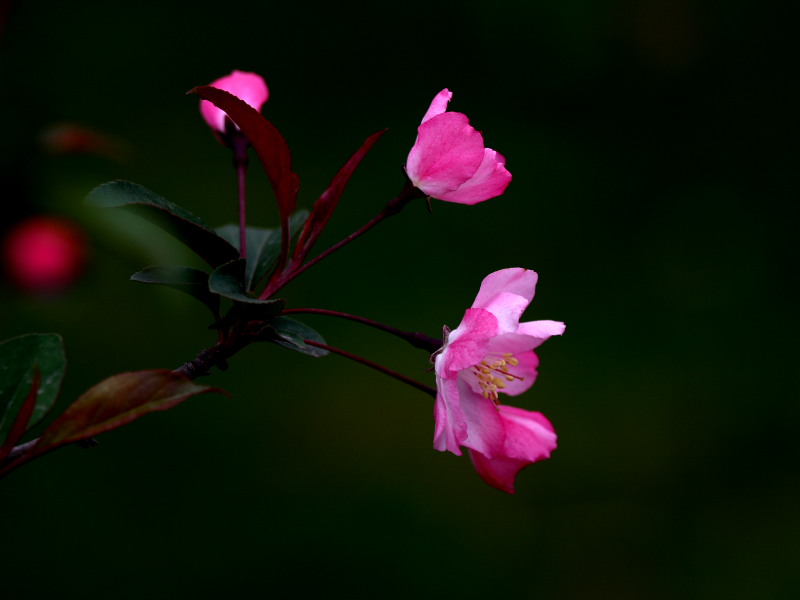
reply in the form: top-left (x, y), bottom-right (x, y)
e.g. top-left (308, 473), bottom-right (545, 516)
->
top-left (2, 84), bottom-right (392, 478)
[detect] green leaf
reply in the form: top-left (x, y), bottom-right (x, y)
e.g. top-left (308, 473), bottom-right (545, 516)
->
top-left (0, 334), bottom-right (66, 444)
top-left (215, 226), bottom-right (280, 291)
top-left (35, 371), bottom-right (223, 454)
top-left (269, 317), bottom-right (329, 357)
top-left (208, 259), bottom-right (285, 320)
top-left (131, 266), bottom-right (220, 316)
top-left (216, 210), bottom-right (309, 291)
top-left (86, 181), bottom-right (239, 268)
top-left (206, 258), bottom-right (251, 302)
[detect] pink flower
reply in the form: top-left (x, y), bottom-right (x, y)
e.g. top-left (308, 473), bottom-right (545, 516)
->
top-left (199, 70), bottom-right (269, 135)
top-left (405, 89), bottom-right (512, 205)
top-left (433, 268), bottom-right (565, 493)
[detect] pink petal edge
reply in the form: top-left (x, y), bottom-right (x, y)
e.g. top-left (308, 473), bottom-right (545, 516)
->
top-left (200, 70), bottom-right (269, 134)
top-left (421, 88), bottom-right (453, 124)
top-left (473, 268), bottom-right (537, 309)
top-left (436, 148), bottom-right (512, 205)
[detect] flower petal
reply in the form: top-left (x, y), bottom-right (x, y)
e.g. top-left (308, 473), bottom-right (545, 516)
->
top-left (516, 319), bottom-right (566, 346)
top-left (485, 332), bottom-right (538, 356)
top-left (468, 450), bottom-right (528, 494)
top-left (420, 88), bottom-right (452, 124)
top-left (405, 112), bottom-right (485, 198)
top-left (498, 405), bottom-right (557, 463)
top-left (475, 291), bottom-right (529, 335)
top-left (472, 268), bottom-right (537, 311)
top-left (433, 375), bottom-right (465, 455)
top-left (467, 407), bottom-right (556, 493)
top-left (436, 148), bottom-right (512, 205)
top-left (458, 378), bottom-right (505, 458)
top-left (442, 308), bottom-right (498, 373)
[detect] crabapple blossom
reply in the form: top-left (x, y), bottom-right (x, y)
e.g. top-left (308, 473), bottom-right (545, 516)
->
top-left (405, 89), bottom-right (512, 205)
top-left (199, 70), bottom-right (269, 135)
top-left (433, 268), bottom-right (564, 492)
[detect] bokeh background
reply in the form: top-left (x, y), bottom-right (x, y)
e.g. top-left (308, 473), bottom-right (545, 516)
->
top-left (1, 0), bottom-right (798, 597)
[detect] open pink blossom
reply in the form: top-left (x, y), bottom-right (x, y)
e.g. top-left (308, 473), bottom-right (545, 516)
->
top-left (433, 268), bottom-right (565, 493)
top-left (405, 89), bottom-right (512, 205)
top-left (199, 70), bottom-right (269, 135)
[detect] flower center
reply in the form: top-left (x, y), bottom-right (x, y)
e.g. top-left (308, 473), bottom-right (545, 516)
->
top-left (469, 353), bottom-right (524, 404)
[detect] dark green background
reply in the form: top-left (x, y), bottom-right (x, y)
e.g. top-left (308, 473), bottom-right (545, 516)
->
top-left (1, 0), bottom-right (797, 597)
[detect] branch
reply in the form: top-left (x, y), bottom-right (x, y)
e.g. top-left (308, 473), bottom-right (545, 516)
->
top-left (304, 339), bottom-right (436, 398)
top-left (173, 344), bottom-right (231, 379)
top-left (2, 341), bottom-right (236, 473)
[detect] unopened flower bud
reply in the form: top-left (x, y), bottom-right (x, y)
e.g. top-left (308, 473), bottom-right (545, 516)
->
top-left (199, 70), bottom-right (269, 136)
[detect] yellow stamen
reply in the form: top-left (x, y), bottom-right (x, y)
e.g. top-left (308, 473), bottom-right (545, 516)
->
top-left (469, 352), bottom-right (525, 402)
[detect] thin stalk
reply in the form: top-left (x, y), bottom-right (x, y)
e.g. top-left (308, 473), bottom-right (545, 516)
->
top-left (284, 308), bottom-right (441, 353)
top-left (260, 183), bottom-right (425, 298)
top-left (231, 133), bottom-right (250, 260)
top-left (304, 339), bottom-right (436, 398)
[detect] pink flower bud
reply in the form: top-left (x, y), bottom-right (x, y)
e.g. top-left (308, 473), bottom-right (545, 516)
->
top-left (199, 70), bottom-right (269, 135)
top-left (3, 216), bottom-right (88, 294)
top-left (405, 89), bottom-right (512, 205)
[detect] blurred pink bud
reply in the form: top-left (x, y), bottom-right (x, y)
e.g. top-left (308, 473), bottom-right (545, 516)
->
top-left (199, 70), bottom-right (269, 135)
top-left (3, 216), bottom-right (88, 294)
top-left (405, 89), bottom-right (512, 205)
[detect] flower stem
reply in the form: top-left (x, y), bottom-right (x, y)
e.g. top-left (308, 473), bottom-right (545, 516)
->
top-left (260, 182), bottom-right (425, 298)
top-left (284, 308), bottom-right (441, 353)
top-left (231, 132), bottom-right (250, 260)
top-left (303, 339), bottom-right (436, 398)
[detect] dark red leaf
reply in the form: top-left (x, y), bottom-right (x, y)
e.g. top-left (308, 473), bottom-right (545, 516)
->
top-left (0, 370), bottom-right (225, 477)
top-left (189, 86), bottom-right (299, 235)
top-left (293, 129), bottom-right (386, 264)
top-left (0, 369), bottom-right (40, 462)
top-left (35, 370), bottom-right (224, 451)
